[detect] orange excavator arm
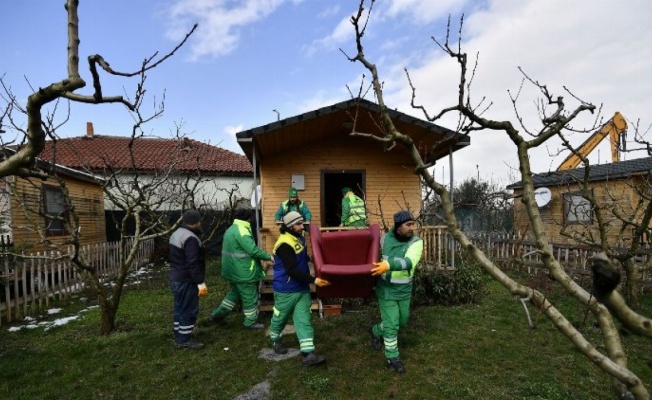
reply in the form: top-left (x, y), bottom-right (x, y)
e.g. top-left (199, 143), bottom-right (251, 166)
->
top-left (556, 112), bottom-right (627, 172)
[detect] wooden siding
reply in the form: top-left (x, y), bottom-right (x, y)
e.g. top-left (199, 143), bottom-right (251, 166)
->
top-left (9, 176), bottom-right (106, 251)
top-left (257, 134), bottom-right (421, 252)
top-left (513, 177), bottom-right (643, 244)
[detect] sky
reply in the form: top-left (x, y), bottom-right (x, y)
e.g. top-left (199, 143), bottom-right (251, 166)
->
top-left (2, 0), bottom-right (651, 188)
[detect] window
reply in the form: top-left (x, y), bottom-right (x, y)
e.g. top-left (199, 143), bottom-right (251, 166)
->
top-left (43, 185), bottom-right (68, 236)
top-left (563, 191), bottom-right (593, 225)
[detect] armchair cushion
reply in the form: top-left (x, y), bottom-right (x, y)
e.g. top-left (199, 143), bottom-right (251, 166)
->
top-left (309, 224), bottom-right (380, 298)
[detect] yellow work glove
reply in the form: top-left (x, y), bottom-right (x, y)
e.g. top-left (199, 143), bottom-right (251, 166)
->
top-left (198, 283), bottom-right (208, 297)
top-left (314, 278), bottom-right (331, 287)
top-left (371, 260), bottom-right (390, 276)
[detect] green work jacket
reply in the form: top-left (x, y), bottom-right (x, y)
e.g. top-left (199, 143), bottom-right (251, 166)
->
top-left (221, 219), bottom-right (272, 283)
top-left (375, 230), bottom-right (423, 300)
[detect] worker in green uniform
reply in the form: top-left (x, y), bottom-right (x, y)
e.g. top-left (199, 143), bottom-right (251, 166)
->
top-left (339, 187), bottom-right (367, 227)
top-left (268, 211), bottom-right (331, 367)
top-left (369, 210), bottom-right (423, 373)
top-left (211, 207), bottom-right (274, 329)
top-left (274, 187), bottom-right (312, 226)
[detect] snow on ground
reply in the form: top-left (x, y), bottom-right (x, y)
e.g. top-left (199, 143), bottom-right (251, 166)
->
top-left (6, 305), bottom-right (99, 332)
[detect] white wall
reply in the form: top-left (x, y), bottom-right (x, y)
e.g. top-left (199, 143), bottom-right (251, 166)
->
top-left (102, 173), bottom-right (254, 211)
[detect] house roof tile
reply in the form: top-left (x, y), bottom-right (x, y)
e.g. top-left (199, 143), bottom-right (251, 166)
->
top-left (38, 135), bottom-right (252, 175)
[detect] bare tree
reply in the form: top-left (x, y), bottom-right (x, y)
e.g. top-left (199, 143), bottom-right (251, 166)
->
top-left (4, 126), bottom-right (239, 334)
top-left (343, 1), bottom-right (649, 398)
top-left (0, 0), bottom-right (196, 179)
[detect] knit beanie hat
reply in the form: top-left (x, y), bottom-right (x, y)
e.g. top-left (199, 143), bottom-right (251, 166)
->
top-left (283, 211), bottom-right (304, 227)
top-left (288, 187), bottom-right (298, 197)
top-left (341, 187), bottom-right (351, 195)
top-left (393, 210), bottom-right (415, 229)
top-left (182, 209), bottom-right (201, 225)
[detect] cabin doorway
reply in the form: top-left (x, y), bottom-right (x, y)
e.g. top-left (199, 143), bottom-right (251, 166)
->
top-left (321, 170), bottom-right (365, 227)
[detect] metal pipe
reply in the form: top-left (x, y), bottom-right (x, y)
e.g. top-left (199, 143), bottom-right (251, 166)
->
top-left (449, 145), bottom-right (455, 269)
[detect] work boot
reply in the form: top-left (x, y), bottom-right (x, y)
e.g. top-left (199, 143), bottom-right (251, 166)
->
top-left (370, 327), bottom-right (382, 351)
top-left (386, 357), bottom-right (406, 373)
top-left (272, 341), bottom-right (288, 355)
top-left (301, 352), bottom-right (326, 367)
top-left (247, 322), bottom-right (265, 330)
top-left (210, 314), bottom-right (228, 326)
top-left (175, 340), bottom-right (205, 350)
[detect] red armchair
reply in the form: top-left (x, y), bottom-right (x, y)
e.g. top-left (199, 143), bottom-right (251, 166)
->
top-left (309, 224), bottom-right (380, 298)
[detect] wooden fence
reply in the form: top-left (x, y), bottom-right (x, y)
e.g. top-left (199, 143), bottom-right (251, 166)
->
top-left (0, 237), bottom-right (155, 325)
top-left (419, 226), bottom-right (651, 284)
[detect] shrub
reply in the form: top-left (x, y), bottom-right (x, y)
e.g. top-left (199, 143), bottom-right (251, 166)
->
top-left (412, 257), bottom-right (488, 306)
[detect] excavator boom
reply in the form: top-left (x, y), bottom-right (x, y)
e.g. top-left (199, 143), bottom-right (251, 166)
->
top-left (556, 112), bottom-right (627, 171)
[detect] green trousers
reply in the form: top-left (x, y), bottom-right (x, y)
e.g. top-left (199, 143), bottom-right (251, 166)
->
top-left (371, 296), bottom-right (411, 359)
top-left (269, 291), bottom-right (315, 354)
top-left (211, 281), bottom-right (260, 327)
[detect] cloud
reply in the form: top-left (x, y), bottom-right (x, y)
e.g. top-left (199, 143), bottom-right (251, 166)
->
top-left (372, 0), bottom-right (652, 184)
top-left (302, 14), bottom-right (356, 57)
top-left (222, 124), bottom-right (245, 153)
top-left (165, 0), bottom-right (288, 60)
top-left (384, 0), bottom-right (472, 24)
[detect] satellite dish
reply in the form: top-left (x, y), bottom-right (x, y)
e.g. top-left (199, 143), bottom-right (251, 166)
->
top-left (534, 187), bottom-right (552, 208)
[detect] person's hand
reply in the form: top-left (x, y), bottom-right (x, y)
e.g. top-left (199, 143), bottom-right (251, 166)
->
top-left (371, 260), bottom-right (390, 276)
top-left (262, 260), bottom-right (273, 270)
top-left (314, 278), bottom-right (331, 287)
top-left (198, 283), bottom-right (208, 297)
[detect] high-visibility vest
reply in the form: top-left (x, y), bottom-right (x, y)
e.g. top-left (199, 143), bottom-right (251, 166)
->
top-left (379, 233), bottom-right (421, 284)
top-left (271, 232), bottom-right (310, 293)
top-left (344, 194), bottom-right (366, 226)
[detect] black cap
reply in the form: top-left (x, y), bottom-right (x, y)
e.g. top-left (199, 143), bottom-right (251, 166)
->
top-left (183, 210), bottom-right (201, 225)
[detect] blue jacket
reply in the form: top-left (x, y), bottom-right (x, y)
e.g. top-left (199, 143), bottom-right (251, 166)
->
top-left (169, 226), bottom-right (206, 283)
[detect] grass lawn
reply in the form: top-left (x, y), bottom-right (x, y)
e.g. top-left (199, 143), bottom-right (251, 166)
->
top-left (1, 257), bottom-right (651, 400)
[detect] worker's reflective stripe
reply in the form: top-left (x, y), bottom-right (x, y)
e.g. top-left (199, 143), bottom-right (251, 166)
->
top-left (223, 251), bottom-right (250, 258)
top-left (178, 324), bottom-right (195, 335)
top-left (243, 307), bottom-right (258, 318)
top-left (379, 256), bottom-right (414, 284)
top-left (299, 337), bottom-right (315, 352)
top-left (220, 298), bottom-right (236, 310)
top-left (384, 335), bottom-right (398, 352)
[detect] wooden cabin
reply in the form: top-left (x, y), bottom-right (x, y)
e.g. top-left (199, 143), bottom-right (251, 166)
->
top-left (236, 98), bottom-right (470, 251)
top-left (0, 158), bottom-right (106, 252)
top-left (507, 157), bottom-right (652, 245)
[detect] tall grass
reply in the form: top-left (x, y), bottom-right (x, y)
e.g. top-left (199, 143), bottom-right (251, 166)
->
top-left (1, 257), bottom-right (650, 400)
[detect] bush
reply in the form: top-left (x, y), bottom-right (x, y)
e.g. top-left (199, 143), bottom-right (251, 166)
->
top-left (412, 257), bottom-right (488, 306)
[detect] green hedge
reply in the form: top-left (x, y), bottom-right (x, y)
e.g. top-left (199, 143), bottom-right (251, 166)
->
top-left (413, 258), bottom-right (489, 306)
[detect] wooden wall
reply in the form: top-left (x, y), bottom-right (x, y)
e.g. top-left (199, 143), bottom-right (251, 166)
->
top-left (512, 178), bottom-right (642, 244)
top-left (9, 175), bottom-right (106, 251)
top-left (258, 134), bottom-right (422, 251)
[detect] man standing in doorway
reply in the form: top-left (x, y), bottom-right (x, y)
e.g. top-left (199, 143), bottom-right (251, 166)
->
top-left (340, 187), bottom-right (367, 227)
top-left (369, 210), bottom-right (423, 373)
top-left (274, 187), bottom-right (312, 227)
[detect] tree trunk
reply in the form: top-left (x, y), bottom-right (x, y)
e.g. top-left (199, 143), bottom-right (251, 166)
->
top-left (623, 261), bottom-right (641, 309)
top-left (99, 298), bottom-right (117, 335)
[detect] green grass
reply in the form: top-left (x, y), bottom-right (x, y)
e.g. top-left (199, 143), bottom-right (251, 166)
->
top-left (1, 258), bottom-right (651, 400)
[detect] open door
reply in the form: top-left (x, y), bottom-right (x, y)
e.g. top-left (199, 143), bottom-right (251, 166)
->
top-left (321, 170), bottom-right (365, 227)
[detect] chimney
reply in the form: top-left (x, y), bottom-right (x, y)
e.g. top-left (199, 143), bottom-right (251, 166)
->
top-left (86, 122), bottom-right (94, 138)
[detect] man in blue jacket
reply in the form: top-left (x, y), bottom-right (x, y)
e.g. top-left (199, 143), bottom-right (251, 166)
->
top-left (169, 209), bottom-right (207, 350)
